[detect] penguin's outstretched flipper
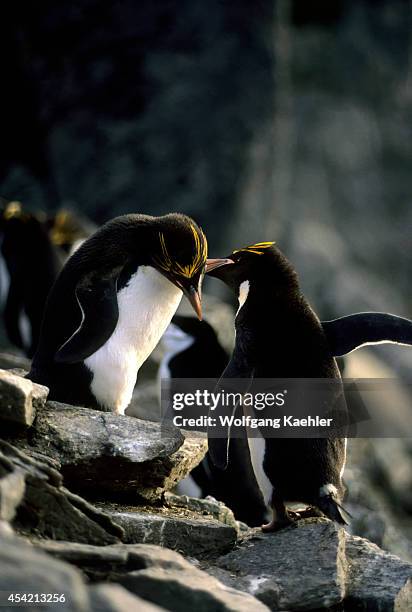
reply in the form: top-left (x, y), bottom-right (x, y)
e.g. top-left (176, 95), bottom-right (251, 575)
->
top-left (322, 312), bottom-right (412, 357)
top-left (55, 277), bottom-right (119, 364)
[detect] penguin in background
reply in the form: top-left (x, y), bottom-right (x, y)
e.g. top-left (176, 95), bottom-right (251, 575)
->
top-left (49, 208), bottom-right (97, 255)
top-left (160, 315), bottom-right (268, 526)
top-left (206, 242), bottom-right (412, 531)
top-left (28, 213), bottom-right (207, 415)
top-left (159, 315), bottom-right (228, 382)
top-left (0, 201), bottom-right (63, 357)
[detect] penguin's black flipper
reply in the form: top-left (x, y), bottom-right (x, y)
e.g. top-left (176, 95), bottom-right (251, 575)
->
top-left (322, 312), bottom-right (412, 357)
top-left (55, 278), bottom-right (119, 364)
top-left (317, 493), bottom-right (352, 525)
top-left (208, 331), bottom-right (255, 470)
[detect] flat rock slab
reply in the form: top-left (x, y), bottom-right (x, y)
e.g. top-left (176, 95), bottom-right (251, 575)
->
top-left (109, 508), bottom-right (237, 557)
top-left (27, 402), bottom-right (206, 502)
top-left (216, 519), bottom-right (346, 611)
top-left (0, 369), bottom-right (48, 426)
top-left (31, 541), bottom-right (198, 580)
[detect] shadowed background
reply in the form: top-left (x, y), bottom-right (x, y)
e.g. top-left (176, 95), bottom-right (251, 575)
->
top-left (1, 1), bottom-right (411, 318)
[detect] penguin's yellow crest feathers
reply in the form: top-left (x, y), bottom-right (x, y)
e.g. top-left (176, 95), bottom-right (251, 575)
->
top-left (233, 241), bottom-right (275, 255)
top-left (156, 224), bottom-right (207, 278)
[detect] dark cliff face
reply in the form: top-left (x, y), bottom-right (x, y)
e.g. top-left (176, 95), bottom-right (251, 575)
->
top-left (1, 1), bottom-right (411, 312)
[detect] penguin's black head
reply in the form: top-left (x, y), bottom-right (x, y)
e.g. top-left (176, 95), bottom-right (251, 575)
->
top-left (151, 214), bottom-right (207, 320)
top-left (206, 241), bottom-right (298, 293)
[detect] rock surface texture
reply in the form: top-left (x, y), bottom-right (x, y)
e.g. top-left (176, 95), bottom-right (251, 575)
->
top-left (25, 401), bottom-right (207, 502)
top-left (0, 366), bottom-right (412, 610)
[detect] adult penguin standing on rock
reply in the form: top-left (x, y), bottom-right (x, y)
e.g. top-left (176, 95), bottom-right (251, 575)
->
top-left (206, 242), bottom-right (412, 531)
top-left (28, 213), bottom-right (207, 414)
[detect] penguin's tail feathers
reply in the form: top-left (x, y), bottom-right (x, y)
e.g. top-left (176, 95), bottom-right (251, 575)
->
top-left (317, 491), bottom-right (352, 525)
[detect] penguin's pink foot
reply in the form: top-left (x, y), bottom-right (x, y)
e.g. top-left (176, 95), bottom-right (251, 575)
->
top-left (261, 519), bottom-right (292, 532)
top-left (261, 512), bottom-right (296, 532)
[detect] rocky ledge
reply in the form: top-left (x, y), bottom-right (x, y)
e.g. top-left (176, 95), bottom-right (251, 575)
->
top-left (1, 366), bottom-right (412, 611)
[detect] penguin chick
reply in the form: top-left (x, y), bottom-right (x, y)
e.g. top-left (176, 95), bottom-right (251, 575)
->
top-left (28, 213), bottom-right (207, 414)
top-left (206, 242), bottom-right (349, 531)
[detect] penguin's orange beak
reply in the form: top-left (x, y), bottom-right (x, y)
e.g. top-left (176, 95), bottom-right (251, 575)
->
top-left (205, 258), bottom-right (234, 273)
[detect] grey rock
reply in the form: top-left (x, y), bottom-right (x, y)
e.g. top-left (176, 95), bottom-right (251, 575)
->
top-left (109, 508), bottom-right (237, 557)
top-left (0, 352), bottom-right (31, 372)
top-left (0, 531), bottom-right (89, 611)
top-left (164, 492), bottom-right (239, 531)
top-left (119, 566), bottom-right (270, 612)
top-left (210, 518), bottom-right (412, 611)
top-left (31, 541), bottom-right (195, 580)
top-left (345, 438), bottom-right (412, 562)
top-left (0, 369), bottom-right (48, 426)
top-left (88, 584), bottom-right (166, 612)
top-left (0, 440), bottom-right (123, 544)
top-left (345, 534), bottom-right (412, 611)
top-left (24, 402), bottom-right (206, 502)
top-left (0, 466), bottom-right (25, 521)
top-left (216, 519), bottom-right (346, 611)
top-left (31, 540), bottom-right (266, 611)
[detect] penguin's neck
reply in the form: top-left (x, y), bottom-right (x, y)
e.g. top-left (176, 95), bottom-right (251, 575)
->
top-left (85, 266), bottom-right (183, 414)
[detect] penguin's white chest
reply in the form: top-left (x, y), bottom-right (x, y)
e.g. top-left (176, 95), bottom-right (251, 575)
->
top-left (85, 266), bottom-right (183, 414)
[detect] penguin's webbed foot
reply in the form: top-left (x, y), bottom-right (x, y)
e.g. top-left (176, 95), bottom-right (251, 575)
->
top-left (261, 510), bottom-right (298, 532)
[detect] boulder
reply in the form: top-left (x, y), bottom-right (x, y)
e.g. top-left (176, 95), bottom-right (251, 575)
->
top-left (0, 368), bottom-right (48, 426)
top-left (208, 518), bottom-right (412, 611)
top-left (0, 530), bottom-right (168, 611)
top-left (216, 519), bottom-right (346, 611)
top-left (0, 529), bottom-right (89, 612)
top-left (345, 534), bottom-right (412, 611)
top-left (0, 440), bottom-right (123, 544)
top-left (24, 401), bottom-right (207, 502)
